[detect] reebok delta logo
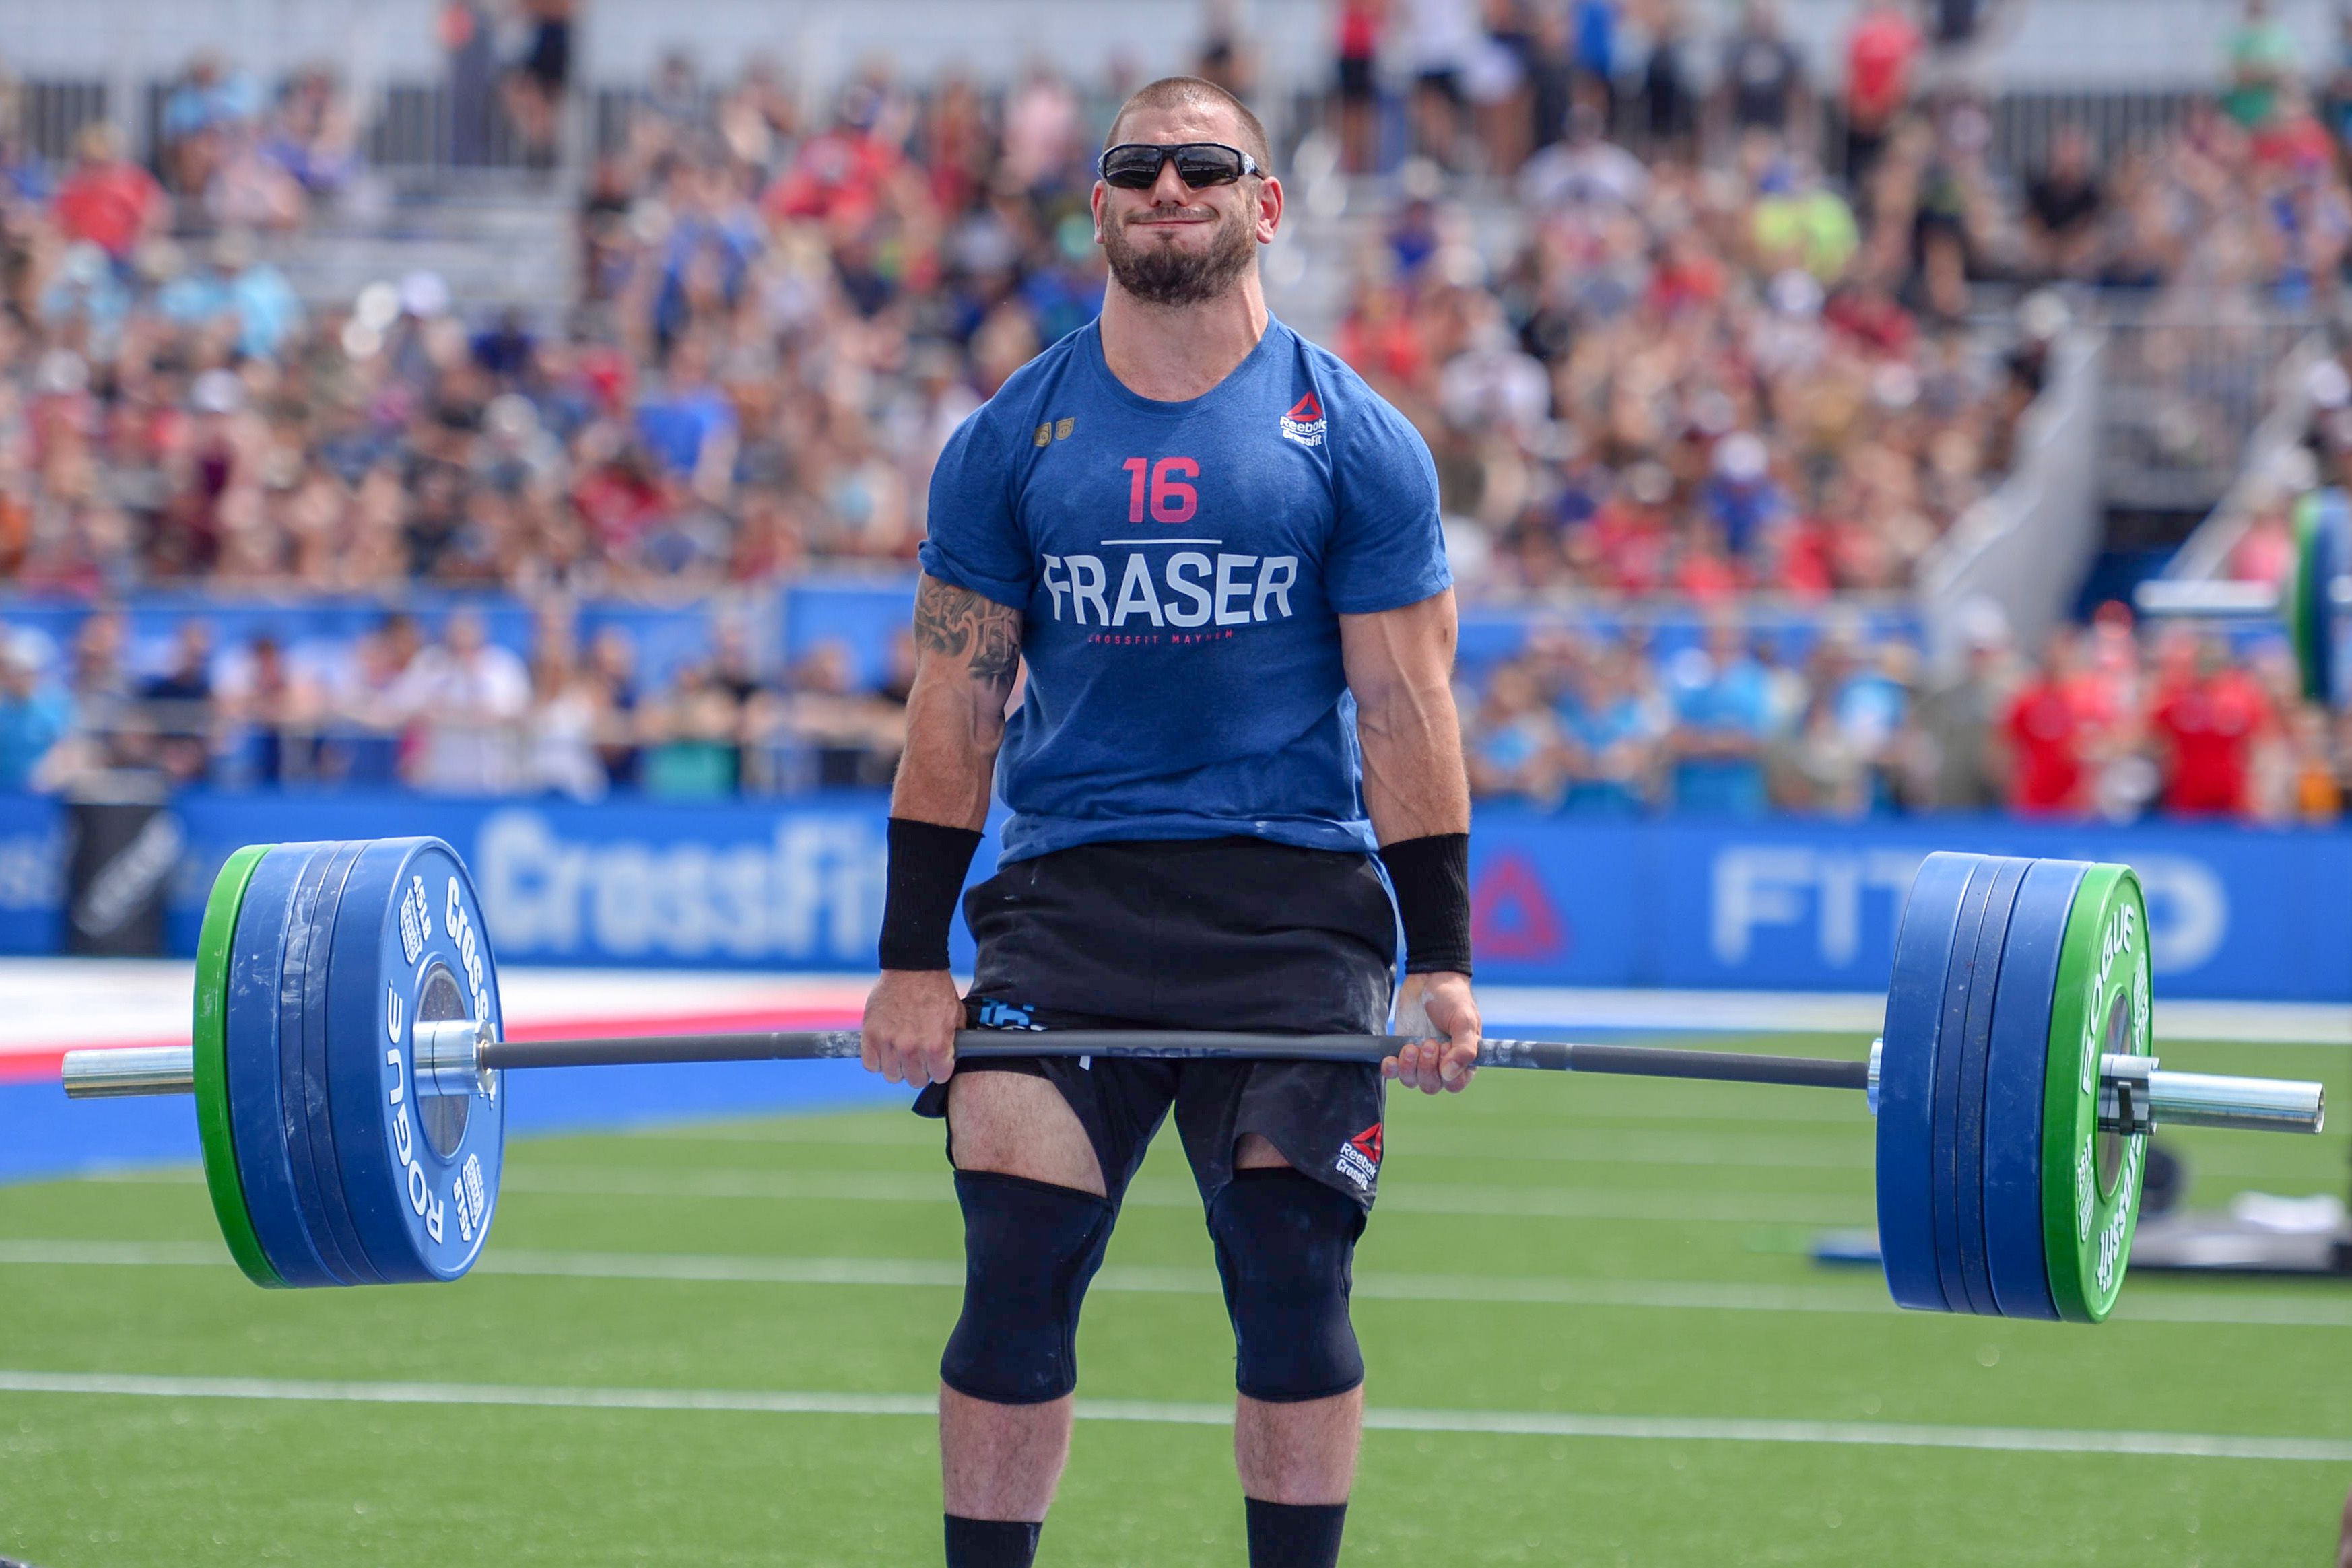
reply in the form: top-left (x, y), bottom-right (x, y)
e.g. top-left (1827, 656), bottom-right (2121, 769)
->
top-left (1279, 392), bottom-right (1327, 448)
top-left (1333, 1121), bottom-right (1381, 1190)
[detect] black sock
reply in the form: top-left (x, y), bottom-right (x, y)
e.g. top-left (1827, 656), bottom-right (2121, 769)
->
top-left (944, 1514), bottom-right (1042, 1568)
top-left (1244, 1498), bottom-right (1348, 1568)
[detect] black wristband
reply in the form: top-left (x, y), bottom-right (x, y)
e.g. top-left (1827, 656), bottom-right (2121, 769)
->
top-left (1379, 832), bottom-right (1472, 976)
top-left (879, 817), bottom-right (984, 970)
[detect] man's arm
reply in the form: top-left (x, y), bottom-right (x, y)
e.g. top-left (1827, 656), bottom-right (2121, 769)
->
top-left (861, 574), bottom-right (1022, 1087)
top-left (1341, 588), bottom-right (1482, 1095)
top-left (894, 574), bottom-right (1022, 826)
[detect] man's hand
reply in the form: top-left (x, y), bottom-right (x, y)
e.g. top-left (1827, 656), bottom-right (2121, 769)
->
top-left (1384, 971), bottom-right (1480, 1094)
top-left (861, 969), bottom-right (962, 1087)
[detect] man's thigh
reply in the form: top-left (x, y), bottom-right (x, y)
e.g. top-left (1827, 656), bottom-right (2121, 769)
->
top-left (945, 1068), bottom-right (1106, 1196)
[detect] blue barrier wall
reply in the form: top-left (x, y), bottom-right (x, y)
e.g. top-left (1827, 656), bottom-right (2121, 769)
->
top-left (1, 790), bottom-right (2343, 1000)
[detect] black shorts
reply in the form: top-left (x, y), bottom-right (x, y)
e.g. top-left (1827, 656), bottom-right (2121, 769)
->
top-left (1337, 56), bottom-right (1377, 104)
top-left (912, 837), bottom-right (1398, 1209)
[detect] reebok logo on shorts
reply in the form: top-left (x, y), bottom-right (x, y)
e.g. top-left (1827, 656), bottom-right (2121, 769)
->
top-left (1334, 1121), bottom-right (1381, 1190)
top-left (1279, 392), bottom-right (1326, 448)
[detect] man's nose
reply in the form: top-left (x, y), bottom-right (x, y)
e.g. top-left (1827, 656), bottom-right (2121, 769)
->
top-left (1149, 158), bottom-right (1195, 205)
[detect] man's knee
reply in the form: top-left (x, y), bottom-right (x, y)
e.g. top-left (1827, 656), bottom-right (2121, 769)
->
top-left (941, 1170), bottom-right (1115, 1405)
top-left (1209, 1168), bottom-right (1366, 1402)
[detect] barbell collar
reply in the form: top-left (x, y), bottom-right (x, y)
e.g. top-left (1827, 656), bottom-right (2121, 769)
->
top-left (2132, 580), bottom-right (2286, 619)
top-left (59, 1045), bottom-right (197, 1098)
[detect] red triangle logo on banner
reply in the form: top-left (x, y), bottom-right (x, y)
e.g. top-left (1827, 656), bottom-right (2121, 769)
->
top-left (1471, 852), bottom-right (1568, 961)
top-left (1285, 392), bottom-right (1324, 422)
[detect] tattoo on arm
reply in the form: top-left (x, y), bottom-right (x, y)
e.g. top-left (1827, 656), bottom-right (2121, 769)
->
top-left (912, 577), bottom-right (1022, 694)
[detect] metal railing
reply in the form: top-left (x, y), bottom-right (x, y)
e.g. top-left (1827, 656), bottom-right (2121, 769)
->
top-left (2097, 296), bottom-right (2318, 514)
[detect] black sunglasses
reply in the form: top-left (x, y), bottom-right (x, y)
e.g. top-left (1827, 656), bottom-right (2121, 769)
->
top-left (1097, 141), bottom-right (1263, 191)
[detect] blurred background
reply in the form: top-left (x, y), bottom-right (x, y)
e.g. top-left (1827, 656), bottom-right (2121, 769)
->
top-left (1, 0), bottom-right (2351, 998)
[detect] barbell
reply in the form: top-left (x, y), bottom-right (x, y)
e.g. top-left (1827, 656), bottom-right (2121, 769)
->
top-left (59, 839), bottom-right (2324, 1323)
top-left (2134, 490), bottom-right (2344, 704)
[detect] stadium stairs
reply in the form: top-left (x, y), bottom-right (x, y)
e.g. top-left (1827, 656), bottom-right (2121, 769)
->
top-left (255, 176), bottom-right (577, 320)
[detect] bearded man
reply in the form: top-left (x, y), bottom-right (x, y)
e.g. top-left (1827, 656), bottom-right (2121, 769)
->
top-left (861, 75), bottom-right (1481, 1568)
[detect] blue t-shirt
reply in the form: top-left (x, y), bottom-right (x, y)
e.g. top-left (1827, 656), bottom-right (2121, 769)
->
top-left (920, 317), bottom-right (1450, 862)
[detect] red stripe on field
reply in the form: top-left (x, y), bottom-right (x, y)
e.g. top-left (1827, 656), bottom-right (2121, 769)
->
top-left (0, 1005), bottom-right (864, 1085)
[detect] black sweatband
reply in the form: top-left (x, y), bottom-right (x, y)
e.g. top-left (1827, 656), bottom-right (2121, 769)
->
top-left (1378, 832), bottom-right (1472, 976)
top-left (879, 817), bottom-right (984, 970)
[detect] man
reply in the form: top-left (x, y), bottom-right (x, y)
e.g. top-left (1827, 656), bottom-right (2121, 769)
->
top-left (860, 75), bottom-right (1480, 1568)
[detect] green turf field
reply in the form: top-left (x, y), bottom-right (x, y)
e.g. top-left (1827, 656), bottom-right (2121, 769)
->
top-left (4, 1033), bottom-right (2349, 1565)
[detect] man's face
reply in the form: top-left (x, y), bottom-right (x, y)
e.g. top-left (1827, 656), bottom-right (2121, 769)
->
top-left (1091, 104), bottom-right (1280, 310)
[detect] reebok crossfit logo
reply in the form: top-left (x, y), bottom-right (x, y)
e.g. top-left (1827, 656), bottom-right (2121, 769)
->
top-left (1333, 1122), bottom-right (1381, 1190)
top-left (1280, 392), bottom-right (1326, 448)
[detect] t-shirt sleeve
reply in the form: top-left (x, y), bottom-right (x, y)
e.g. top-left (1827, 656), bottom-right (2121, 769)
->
top-left (1324, 386), bottom-right (1453, 615)
top-left (917, 411), bottom-right (1030, 610)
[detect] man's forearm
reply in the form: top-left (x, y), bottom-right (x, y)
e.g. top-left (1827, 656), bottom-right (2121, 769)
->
top-left (891, 683), bottom-right (1002, 830)
top-left (1357, 681), bottom-right (1471, 845)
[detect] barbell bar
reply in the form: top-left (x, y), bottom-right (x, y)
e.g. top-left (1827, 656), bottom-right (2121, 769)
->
top-left (65, 1031), bottom-right (2316, 1138)
top-left (51, 839), bottom-right (2329, 1324)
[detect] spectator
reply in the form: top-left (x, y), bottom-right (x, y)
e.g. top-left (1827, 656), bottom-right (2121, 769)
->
top-left (1332, 0), bottom-right (1386, 175)
top-left (441, 0), bottom-right (501, 168)
top-left (318, 615), bottom-right (419, 786)
top-left (1716, 0), bottom-right (1810, 149)
top-left (502, 0), bottom-right (576, 169)
top-left (1907, 605), bottom-right (2012, 809)
top-left (1843, 0), bottom-right (1923, 189)
top-left (215, 632), bottom-right (310, 786)
top-left (160, 52), bottom-right (263, 196)
top-left (523, 639), bottom-right (609, 800)
top-left (1518, 98), bottom-right (1649, 214)
top-left (51, 124), bottom-right (164, 264)
top-left (0, 639), bottom-right (69, 790)
top-left (156, 230), bottom-right (302, 361)
top-left (1663, 621), bottom-right (1775, 815)
top-left (642, 664), bottom-right (741, 798)
top-left (2147, 634), bottom-right (2272, 816)
top-left (1557, 642), bottom-right (1660, 813)
top-left (1405, 0), bottom-right (1481, 166)
top-left (138, 619), bottom-right (217, 786)
top-left (2003, 631), bottom-right (2091, 815)
top-left (2223, 0), bottom-right (2299, 131)
top-left (1465, 659), bottom-right (1566, 806)
top-left (395, 611), bottom-right (531, 793)
top-left (1636, 4), bottom-right (1700, 158)
top-left (2023, 125), bottom-right (2106, 282)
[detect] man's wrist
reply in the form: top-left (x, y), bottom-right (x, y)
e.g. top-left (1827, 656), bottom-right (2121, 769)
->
top-left (1379, 832), bottom-right (1473, 977)
top-left (877, 818), bottom-right (984, 971)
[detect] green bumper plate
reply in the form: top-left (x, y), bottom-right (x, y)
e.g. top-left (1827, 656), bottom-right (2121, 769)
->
top-left (2041, 864), bottom-right (2152, 1322)
top-left (2289, 494), bottom-right (2325, 704)
top-left (193, 845), bottom-right (280, 1288)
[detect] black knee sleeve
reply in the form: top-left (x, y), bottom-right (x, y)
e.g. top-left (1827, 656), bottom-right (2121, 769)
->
top-left (1209, 1169), bottom-right (1366, 1403)
top-left (941, 1171), bottom-right (1115, 1405)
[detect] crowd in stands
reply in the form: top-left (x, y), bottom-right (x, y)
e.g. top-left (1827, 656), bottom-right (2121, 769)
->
top-left (2, 0), bottom-right (2351, 822)
top-left (1459, 603), bottom-right (2342, 823)
top-left (0, 607), bottom-right (914, 799)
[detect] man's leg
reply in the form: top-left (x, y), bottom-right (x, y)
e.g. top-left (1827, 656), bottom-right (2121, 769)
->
top-left (1222, 1134), bottom-right (1363, 1567)
top-left (939, 1068), bottom-right (1110, 1548)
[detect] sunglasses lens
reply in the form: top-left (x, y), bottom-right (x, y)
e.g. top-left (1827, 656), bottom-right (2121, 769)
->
top-left (1100, 147), bottom-right (1164, 188)
top-left (1172, 145), bottom-right (1245, 186)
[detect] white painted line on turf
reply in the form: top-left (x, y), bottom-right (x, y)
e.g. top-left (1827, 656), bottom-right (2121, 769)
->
top-left (0, 1368), bottom-right (2345, 1463)
top-left (496, 1167), bottom-right (1881, 1226)
top-left (76, 1165), bottom-right (1875, 1225)
top-left (9, 1240), bottom-right (2352, 1329)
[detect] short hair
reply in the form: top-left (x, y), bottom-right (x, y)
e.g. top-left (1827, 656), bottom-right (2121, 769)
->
top-left (1104, 76), bottom-right (1270, 172)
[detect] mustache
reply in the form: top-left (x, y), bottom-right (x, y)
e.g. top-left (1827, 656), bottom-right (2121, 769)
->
top-left (1123, 204), bottom-right (1218, 225)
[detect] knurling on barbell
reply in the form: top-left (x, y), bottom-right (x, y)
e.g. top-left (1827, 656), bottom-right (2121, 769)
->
top-left (59, 841), bottom-right (2325, 1322)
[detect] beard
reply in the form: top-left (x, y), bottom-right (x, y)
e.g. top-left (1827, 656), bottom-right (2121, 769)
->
top-left (1102, 202), bottom-right (1257, 308)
